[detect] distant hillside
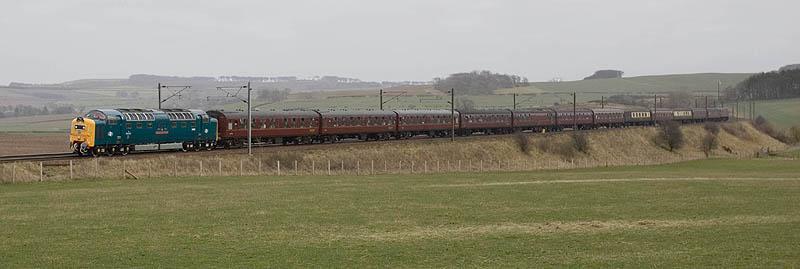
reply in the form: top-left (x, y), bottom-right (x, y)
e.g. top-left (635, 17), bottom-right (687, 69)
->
top-left (524, 73), bottom-right (752, 94)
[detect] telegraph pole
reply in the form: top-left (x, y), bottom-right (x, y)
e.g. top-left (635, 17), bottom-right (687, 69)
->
top-left (717, 80), bottom-right (722, 107)
top-left (215, 83), bottom-right (251, 155)
top-left (654, 94), bottom-right (658, 110)
top-left (513, 93), bottom-right (517, 110)
top-left (450, 88), bottom-right (455, 142)
top-left (247, 81), bottom-right (252, 156)
top-left (157, 83), bottom-right (192, 151)
top-left (601, 96), bottom-right (604, 108)
top-left (573, 91), bottom-right (577, 130)
top-left (157, 83), bottom-right (161, 110)
top-left (379, 89), bottom-right (383, 110)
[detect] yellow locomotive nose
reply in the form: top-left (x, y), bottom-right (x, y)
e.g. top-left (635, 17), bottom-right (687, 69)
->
top-left (70, 117), bottom-right (96, 152)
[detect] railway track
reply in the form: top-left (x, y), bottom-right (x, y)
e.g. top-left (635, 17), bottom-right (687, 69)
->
top-left (0, 152), bottom-right (78, 163)
top-left (0, 121), bottom-right (724, 163)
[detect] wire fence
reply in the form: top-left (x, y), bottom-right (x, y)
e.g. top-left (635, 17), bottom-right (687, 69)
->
top-left (1, 152), bottom-right (791, 183)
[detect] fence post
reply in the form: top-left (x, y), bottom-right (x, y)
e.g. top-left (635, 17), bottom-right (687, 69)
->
top-left (122, 161), bottom-right (126, 179)
top-left (437, 160), bottom-right (440, 172)
top-left (94, 158), bottom-right (99, 178)
top-left (399, 161), bottom-right (403, 172)
top-left (341, 160), bottom-right (344, 174)
top-left (258, 158), bottom-right (262, 175)
top-left (294, 160), bottom-right (298, 175)
top-left (458, 160), bottom-right (462, 172)
top-left (424, 161), bottom-right (427, 173)
top-left (356, 161), bottom-right (360, 175)
top-left (12, 162), bottom-right (15, 183)
top-left (384, 160), bottom-right (387, 173)
top-left (312, 161), bottom-right (315, 175)
top-left (411, 161), bottom-right (415, 174)
top-left (218, 160), bottom-right (222, 176)
top-left (39, 162), bottom-right (43, 182)
top-left (327, 160), bottom-right (331, 175)
top-left (69, 160), bottom-right (73, 180)
top-left (480, 160), bottom-right (483, 172)
top-left (371, 160), bottom-right (374, 175)
top-left (240, 159), bottom-right (244, 176)
top-left (277, 160), bottom-right (281, 176)
top-left (447, 160), bottom-right (451, 171)
top-left (148, 164), bottom-right (152, 179)
top-left (199, 160), bottom-right (203, 177)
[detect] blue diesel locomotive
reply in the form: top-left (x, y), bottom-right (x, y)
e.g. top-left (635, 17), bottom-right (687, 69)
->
top-left (69, 108), bottom-right (217, 156)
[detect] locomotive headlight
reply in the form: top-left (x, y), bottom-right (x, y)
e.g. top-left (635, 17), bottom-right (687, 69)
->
top-left (204, 129), bottom-right (208, 134)
top-left (108, 131), bottom-right (113, 137)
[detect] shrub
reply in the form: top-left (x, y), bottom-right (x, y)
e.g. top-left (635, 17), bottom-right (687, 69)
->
top-left (704, 122), bottom-right (720, 135)
top-left (514, 132), bottom-right (531, 155)
top-left (790, 126), bottom-right (800, 144)
top-left (571, 132), bottom-right (590, 154)
top-left (655, 121), bottom-right (684, 152)
top-left (752, 116), bottom-right (789, 143)
top-left (701, 133), bottom-right (719, 157)
top-left (536, 137), bottom-right (576, 160)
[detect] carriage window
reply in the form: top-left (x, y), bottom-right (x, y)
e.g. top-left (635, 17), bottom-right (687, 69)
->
top-left (191, 122), bottom-right (196, 129)
top-left (172, 122), bottom-right (177, 128)
top-left (147, 122), bottom-right (153, 128)
top-left (181, 122), bottom-right (187, 128)
top-left (126, 123), bottom-right (132, 129)
top-left (136, 122), bottom-right (142, 129)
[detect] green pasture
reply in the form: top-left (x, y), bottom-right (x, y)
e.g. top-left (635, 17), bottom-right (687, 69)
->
top-left (1, 157), bottom-right (799, 267)
top-left (744, 98), bottom-right (800, 129)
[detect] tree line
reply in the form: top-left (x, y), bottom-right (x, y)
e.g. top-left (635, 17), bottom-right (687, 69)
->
top-left (727, 69), bottom-right (800, 101)
top-left (434, 70), bottom-right (529, 95)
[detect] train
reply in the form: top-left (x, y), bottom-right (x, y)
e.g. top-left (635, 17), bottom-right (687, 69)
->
top-left (69, 106), bottom-right (730, 156)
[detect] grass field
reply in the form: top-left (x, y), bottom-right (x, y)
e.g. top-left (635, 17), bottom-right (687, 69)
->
top-left (527, 73), bottom-right (753, 94)
top-left (0, 114), bottom-right (74, 133)
top-left (741, 98), bottom-right (800, 129)
top-left (1, 157), bottom-right (799, 267)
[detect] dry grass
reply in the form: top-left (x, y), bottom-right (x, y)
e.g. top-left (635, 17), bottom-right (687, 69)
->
top-left (336, 215), bottom-right (800, 242)
top-left (0, 122), bottom-right (789, 183)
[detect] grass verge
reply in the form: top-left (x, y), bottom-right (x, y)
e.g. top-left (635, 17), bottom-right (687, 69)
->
top-left (1, 158), bottom-right (799, 267)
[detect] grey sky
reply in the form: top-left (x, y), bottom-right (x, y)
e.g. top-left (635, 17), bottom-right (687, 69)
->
top-left (1, 0), bottom-right (798, 85)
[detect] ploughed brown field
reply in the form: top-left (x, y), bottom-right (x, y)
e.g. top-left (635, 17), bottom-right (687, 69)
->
top-left (0, 133), bottom-right (68, 155)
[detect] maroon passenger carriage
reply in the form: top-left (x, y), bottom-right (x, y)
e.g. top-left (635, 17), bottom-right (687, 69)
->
top-left (318, 110), bottom-right (396, 141)
top-left (456, 109), bottom-right (513, 135)
top-left (395, 110), bottom-right (459, 138)
top-left (554, 108), bottom-right (594, 130)
top-left (510, 108), bottom-right (556, 132)
top-left (207, 110), bottom-right (321, 147)
top-left (590, 108), bottom-right (624, 128)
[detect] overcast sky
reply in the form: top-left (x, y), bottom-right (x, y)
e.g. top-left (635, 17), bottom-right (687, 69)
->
top-left (0, 0), bottom-right (798, 85)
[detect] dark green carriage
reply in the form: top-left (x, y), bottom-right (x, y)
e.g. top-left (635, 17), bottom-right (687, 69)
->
top-left (72, 108), bottom-right (217, 156)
